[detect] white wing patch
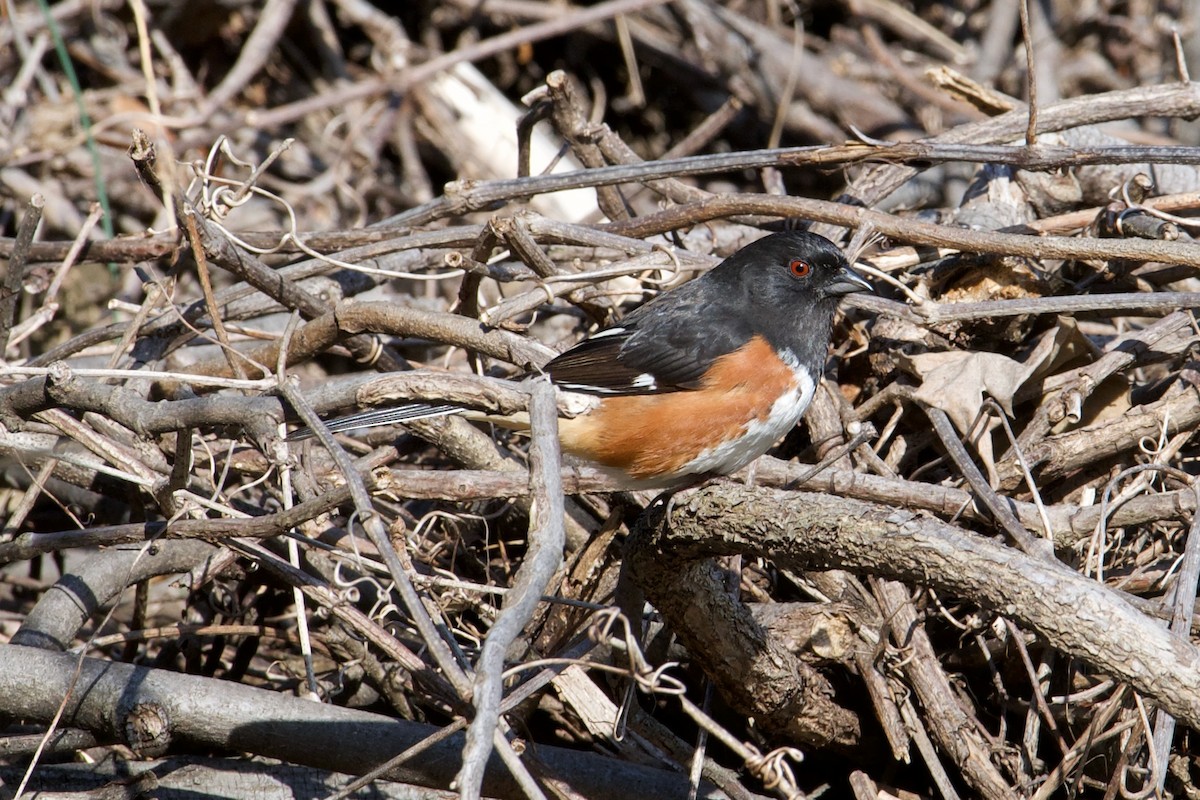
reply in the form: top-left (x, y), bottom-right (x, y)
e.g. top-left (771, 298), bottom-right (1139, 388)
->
top-left (587, 326), bottom-right (628, 339)
top-left (555, 371), bottom-right (657, 394)
top-left (555, 382), bottom-right (624, 394)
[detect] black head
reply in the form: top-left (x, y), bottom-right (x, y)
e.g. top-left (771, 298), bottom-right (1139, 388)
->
top-left (707, 231), bottom-right (871, 306)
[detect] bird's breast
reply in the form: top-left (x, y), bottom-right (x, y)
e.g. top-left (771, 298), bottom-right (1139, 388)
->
top-left (556, 336), bottom-right (817, 486)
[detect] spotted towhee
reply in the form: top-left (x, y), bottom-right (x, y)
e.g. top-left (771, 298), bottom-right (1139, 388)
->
top-left (293, 231), bottom-right (871, 488)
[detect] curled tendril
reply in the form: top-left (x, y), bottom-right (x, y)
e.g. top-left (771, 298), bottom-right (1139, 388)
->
top-left (190, 136), bottom-right (464, 281)
top-left (633, 661), bottom-right (686, 696)
top-left (745, 745), bottom-right (805, 792)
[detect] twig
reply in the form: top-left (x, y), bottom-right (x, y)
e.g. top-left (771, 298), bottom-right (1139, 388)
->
top-left (199, 0), bottom-right (298, 119)
top-left (925, 406), bottom-right (1046, 556)
top-left (276, 379), bottom-right (475, 695)
top-left (874, 578), bottom-right (1012, 800)
top-left (0, 194), bottom-right (44, 354)
top-left (457, 379), bottom-right (563, 799)
top-left (1018, 0), bottom-right (1037, 146)
top-left (1149, 481), bottom-right (1200, 791)
top-left (605, 192), bottom-right (1200, 269)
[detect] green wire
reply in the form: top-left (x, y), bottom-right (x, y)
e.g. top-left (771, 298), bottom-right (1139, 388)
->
top-left (36, 0), bottom-right (116, 241)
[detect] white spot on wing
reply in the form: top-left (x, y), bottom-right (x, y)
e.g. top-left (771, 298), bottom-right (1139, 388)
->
top-left (556, 382), bottom-right (623, 394)
top-left (676, 348), bottom-right (816, 477)
top-left (587, 326), bottom-right (627, 339)
top-left (555, 371), bottom-right (656, 394)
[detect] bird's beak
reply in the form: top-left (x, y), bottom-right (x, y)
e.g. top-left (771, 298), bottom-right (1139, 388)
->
top-left (824, 264), bottom-right (873, 297)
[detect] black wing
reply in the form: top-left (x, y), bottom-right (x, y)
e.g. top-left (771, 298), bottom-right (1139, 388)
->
top-left (544, 281), bottom-right (753, 395)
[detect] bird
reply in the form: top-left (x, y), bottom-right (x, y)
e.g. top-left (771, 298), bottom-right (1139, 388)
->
top-left (291, 230), bottom-right (871, 488)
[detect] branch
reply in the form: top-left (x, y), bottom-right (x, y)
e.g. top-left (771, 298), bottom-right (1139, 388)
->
top-left (634, 484), bottom-right (1200, 731)
top-left (0, 644), bottom-right (725, 799)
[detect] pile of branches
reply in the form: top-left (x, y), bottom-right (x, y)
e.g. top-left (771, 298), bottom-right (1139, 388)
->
top-left (2, 1), bottom-right (1200, 798)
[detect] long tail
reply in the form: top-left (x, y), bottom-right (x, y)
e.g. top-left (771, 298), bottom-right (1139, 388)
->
top-left (286, 404), bottom-right (533, 441)
top-left (286, 404), bottom-right (459, 441)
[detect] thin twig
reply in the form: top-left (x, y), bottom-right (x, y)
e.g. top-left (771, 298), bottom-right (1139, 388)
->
top-left (458, 378), bottom-right (563, 799)
top-left (0, 194), bottom-right (44, 354)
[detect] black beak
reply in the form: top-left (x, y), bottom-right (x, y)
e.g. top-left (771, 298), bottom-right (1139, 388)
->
top-left (824, 264), bottom-right (873, 297)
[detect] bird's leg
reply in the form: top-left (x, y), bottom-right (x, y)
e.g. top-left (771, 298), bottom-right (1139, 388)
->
top-left (646, 471), bottom-right (722, 521)
top-left (743, 460), bottom-right (758, 488)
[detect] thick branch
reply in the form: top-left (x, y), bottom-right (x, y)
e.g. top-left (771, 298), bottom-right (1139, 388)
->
top-left (0, 645), bottom-right (725, 799)
top-left (635, 485), bottom-right (1200, 731)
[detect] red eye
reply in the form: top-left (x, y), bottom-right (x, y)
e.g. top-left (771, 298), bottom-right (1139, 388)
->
top-left (789, 259), bottom-right (811, 278)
